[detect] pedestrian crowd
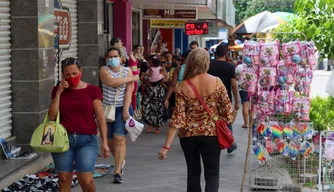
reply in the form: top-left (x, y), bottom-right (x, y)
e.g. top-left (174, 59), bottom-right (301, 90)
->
top-left (47, 37), bottom-right (246, 192)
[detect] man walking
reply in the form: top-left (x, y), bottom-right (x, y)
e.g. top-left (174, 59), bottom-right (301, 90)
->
top-left (208, 44), bottom-right (239, 154)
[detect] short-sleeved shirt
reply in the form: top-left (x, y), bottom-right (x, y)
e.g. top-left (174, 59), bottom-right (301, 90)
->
top-left (208, 60), bottom-right (236, 101)
top-left (51, 84), bottom-right (103, 134)
top-left (169, 79), bottom-right (233, 138)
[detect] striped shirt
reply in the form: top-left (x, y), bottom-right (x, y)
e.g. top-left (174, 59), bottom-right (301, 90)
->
top-left (102, 66), bottom-right (129, 107)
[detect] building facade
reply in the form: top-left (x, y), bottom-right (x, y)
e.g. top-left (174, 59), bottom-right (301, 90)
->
top-left (0, 0), bottom-right (235, 143)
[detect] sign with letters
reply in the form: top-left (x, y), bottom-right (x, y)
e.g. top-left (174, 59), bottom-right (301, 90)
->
top-left (185, 22), bottom-right (209, 36)
top-left (150, 20), bottom-right (187, 28)
top-left (143, 9), bottom-right (197, 20)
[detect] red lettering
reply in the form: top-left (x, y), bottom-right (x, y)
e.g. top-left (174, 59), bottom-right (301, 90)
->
top-left (203, 23), bottom-right (208, 29)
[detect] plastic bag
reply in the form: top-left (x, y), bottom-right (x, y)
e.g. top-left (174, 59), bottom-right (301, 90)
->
top-left (125, 116), bottom-right (144, 142)
top-left (325, 71), bottom-right (334, 97)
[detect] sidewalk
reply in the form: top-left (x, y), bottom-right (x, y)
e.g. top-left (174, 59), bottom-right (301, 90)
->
top-left (74, 112), bottom-right (254, 192)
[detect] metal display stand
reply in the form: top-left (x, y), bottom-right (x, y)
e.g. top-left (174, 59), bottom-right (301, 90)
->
top-left (318, 130), bottom-right (334, 192)
top-left (239, 32), bottom-right (322, 192)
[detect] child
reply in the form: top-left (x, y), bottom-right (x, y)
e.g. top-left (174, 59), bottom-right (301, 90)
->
top-left (148, 57), bottom-right (168, 89)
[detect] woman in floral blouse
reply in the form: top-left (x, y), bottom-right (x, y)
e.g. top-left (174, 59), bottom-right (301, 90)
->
top-left (158, 47), bottom-right (233, 192)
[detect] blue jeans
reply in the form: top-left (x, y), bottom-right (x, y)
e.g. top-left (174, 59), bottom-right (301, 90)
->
top-left (51, 133), bottom-right (98, 172)
top-left (107, 106), bottom-right (134, 138)
top-left (228, 124), bottom-right (236, 151)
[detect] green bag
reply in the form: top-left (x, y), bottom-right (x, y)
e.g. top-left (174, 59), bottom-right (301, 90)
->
top-left (30, 112), bottom-right (69, 153)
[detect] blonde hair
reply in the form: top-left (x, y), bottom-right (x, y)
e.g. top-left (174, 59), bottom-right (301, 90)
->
top-left (183, 48), bottom-right (210, 80)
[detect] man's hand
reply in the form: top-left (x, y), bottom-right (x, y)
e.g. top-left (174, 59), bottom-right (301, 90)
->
top-left (234, 103), bottom-right (240, 111)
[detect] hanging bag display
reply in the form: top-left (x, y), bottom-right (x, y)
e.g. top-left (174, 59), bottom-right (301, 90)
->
top-left (30, 112), bottom-right (69, 153)
top-left (185, 80), bottom-right (234, 150)
top-left (104, 67), bottom-right (124, 122)
top-left (325, 70), bottom-right (334, 98)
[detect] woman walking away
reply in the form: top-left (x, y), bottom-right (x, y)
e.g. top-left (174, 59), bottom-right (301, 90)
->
top-left (158, 48), bottom-right (233, 192)
top-left (142, 56), bottom-right (167, 134)
top-left (99, 47), bottom-right (138, 184)
top-left (48, 58), bottom-right (110, 192)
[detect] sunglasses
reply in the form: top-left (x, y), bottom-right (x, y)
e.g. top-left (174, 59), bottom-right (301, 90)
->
top-left (61, 58), bottom-right (80, 67)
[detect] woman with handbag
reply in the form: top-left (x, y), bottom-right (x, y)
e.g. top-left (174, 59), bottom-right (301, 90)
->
top-left (48, 57), bottom-right (110, 192)
top-left (99, 47), bottom-right (136, 184)
top-left (158, 48), bottom-right (233, 192)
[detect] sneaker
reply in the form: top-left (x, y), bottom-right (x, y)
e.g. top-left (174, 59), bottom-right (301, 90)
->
top-left (113, 174), bottom-right (123, 184)
top-left (121, 160), bottom-right (126, 175)
top-left (227, 143), bottom-right (237, 154)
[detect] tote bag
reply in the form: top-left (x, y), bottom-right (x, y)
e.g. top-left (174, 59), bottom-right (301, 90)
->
top-left (30, 113), bottom-right (69, 153)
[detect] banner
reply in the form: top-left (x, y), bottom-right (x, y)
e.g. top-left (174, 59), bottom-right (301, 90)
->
top-left (150, 20), bottom-right (187, 28)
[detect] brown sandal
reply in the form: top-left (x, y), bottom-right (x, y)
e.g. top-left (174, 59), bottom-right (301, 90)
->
top-left (242, 125), bottom-right (248, 128)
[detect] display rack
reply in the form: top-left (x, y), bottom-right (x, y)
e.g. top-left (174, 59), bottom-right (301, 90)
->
top-left (239, 32), bottom-right (325, 192)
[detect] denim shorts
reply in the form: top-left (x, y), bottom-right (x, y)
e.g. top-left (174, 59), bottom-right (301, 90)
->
top-left (239, 90), bottom-right (249, 103)
top-left (51, 133), bottom-right (98, 173)
top-left (107, 106), bottom-right (134, 138)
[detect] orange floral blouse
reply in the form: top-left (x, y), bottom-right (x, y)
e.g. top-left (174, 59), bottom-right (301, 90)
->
top-left (169, 82), bottom-right (233, 138)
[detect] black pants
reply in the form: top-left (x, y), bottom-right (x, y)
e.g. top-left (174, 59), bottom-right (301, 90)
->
top-left (180, 136), bottom-right (221, 192)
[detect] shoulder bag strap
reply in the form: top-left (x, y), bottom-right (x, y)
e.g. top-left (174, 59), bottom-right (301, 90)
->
top-left (185, 80), bottom-right (212, 116)
top-left (113, 67), bottom-right (124, 105)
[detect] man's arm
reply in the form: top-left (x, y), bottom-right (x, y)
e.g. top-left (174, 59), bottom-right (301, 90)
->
top-left (231, 78), bottom-right (239, 110)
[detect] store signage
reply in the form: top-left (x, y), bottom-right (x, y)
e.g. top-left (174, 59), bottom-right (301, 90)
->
top-left (150, 20), bottom-right (187, 28)
top-left (54, 0), bottom-right (71, 50)
top-left (185, 22), bottom-right (209, 36)
top-left (143, 9), bottom-right (197, 20)
top-left (202, 22), bottom-right (219, 37)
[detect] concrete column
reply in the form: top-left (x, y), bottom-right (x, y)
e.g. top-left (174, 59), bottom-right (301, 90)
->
top-left (113, 0), bottom-right (132, 54)
top-left (77, 0), bottom-right (105, 85)
top-left (11, 0), bottom-right (55, 143)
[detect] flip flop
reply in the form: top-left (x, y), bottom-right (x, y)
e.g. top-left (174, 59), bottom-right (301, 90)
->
top-left (242, 125), bottom-right (248, 128)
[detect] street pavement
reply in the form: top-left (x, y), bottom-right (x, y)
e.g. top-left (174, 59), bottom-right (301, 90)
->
top-left (74, 113), bottom-right (254, 192)
top-left (73, 70), bottom-right (330, 192)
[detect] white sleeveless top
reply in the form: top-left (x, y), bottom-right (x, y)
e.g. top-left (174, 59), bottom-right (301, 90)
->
top-left (102, 66), bottom-right (129, 107)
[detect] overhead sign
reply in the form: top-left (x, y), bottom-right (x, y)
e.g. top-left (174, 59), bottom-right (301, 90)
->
top-left (54, 0), bottom-right (71, 50)
top-left (202, 22), bottom-right (219, 37)
top-left (150, 20), bottom-right (187, 28)
top-left (185, 22), bottom-right (209, 36)
top-left (143, 9), bottom-right (197, 20)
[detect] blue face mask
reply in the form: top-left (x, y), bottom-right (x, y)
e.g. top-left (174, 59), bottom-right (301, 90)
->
top-left (107, 57), bottom-right (120, 67)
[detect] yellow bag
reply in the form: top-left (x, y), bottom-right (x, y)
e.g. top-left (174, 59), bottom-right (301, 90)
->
top-left (30, 113), bottom-right (69, 153)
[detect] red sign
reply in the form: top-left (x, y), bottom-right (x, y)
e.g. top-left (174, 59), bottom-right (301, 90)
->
top-left (185, 22), bottom-right (209, 36)
top-left (143, 9), bottom-right (197, 20)
top-left (54, 9), bottom-right (71, 48)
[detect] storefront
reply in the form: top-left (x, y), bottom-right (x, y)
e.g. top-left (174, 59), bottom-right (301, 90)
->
top-left (0, 0), bottom-right (12, 139)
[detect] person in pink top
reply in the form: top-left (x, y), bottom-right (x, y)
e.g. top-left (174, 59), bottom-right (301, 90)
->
top-left (128, 45), bottom-right (141, 110)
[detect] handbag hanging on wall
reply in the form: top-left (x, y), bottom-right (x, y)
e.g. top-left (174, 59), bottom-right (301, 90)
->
top-left (103, 67), bottom-right (124, 122)
top-left (185, 80), bottom-right (234, 150)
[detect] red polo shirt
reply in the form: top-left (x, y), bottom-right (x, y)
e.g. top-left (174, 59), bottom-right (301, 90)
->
top-left (51, 84), bottom-right (103, 134)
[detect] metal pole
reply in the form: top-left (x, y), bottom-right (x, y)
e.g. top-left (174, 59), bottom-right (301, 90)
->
top-left (318, 131), bottom-right (323, 192)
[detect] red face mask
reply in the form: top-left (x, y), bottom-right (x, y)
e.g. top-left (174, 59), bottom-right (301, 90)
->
top-left (66, 73), bottom-right (81, 87)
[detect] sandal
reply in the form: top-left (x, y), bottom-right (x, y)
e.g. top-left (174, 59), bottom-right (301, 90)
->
top-left (242, 125), bottom-right (248, 128)
top-left (154, 129), bottom-right (160, 134)
top-left (146, 126), bottom-right (153, 133)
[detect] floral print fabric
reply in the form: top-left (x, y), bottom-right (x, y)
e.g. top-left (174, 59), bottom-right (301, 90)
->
top-left (170, 83), bottom-right (233, 138)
